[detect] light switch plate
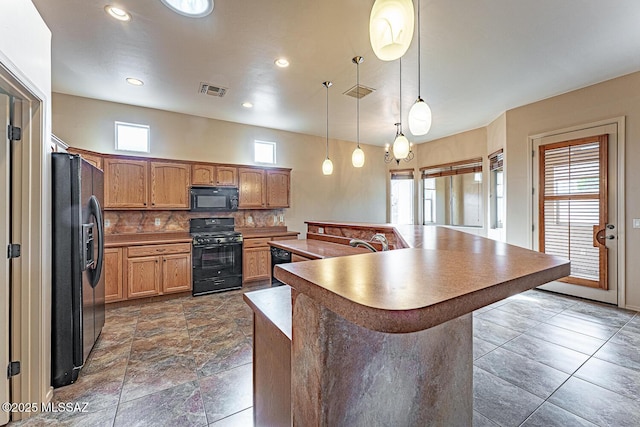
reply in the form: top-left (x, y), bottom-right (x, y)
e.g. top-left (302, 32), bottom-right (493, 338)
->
top-left (104, 219), bottom-right (110, 227)
top-left (633, 218), bottom-right (640, 229)
top-left (154, 218), bottom-right (161, 226)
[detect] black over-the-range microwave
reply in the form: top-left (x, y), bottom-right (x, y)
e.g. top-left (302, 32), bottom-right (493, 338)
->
top-left (190, 186), bottom-right (239, 212)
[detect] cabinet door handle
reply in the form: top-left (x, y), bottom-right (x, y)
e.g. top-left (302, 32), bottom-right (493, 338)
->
top-left (163, 259), bottom-right (166, 262)
top-left (143, 202), bottom-right (147, 206)
top-left (155, 260), bottom-right (158, 263)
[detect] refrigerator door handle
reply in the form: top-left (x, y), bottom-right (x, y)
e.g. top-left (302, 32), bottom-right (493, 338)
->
top-left (87, 195), bottom-right (104, 288)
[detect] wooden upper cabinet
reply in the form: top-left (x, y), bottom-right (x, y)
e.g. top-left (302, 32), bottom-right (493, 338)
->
top-left (104, 158), bottom-right (149, 209)
top-left (192, 164), bottom-right (238, 187)
top-left (238, 168), bottom-right (266, 208)
top-left (67, 148), bottom-right (103, 170)
top-left (266, 170), bottom-right (290, 208)
top-left (216, 166), bottom-right (238, 186)
top-left (192, 164), bottom-right (215, 186)
top-left (150, 161), bottom-right (191, 209)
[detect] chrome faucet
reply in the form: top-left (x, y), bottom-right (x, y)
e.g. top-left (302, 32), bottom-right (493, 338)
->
top-left (370, 233), bottom-right (389, 251)
top-left (349, 239), bottom-right (377, 252)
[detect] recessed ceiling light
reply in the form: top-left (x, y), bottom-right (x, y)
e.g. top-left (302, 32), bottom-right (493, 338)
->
top-left (104, 5), bottom-right (131, 21)
top-left (160, 0), bottom-right (213, 17)
top-left (274, 58), bottom-right (290, 68)
top-left (126, 77), bottom-right (144, 86)
top-left (242, 102), bottom-right (253, 108)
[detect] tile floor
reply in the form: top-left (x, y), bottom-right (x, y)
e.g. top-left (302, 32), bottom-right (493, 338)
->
top-left (9, 287), bottom-right (640, 427)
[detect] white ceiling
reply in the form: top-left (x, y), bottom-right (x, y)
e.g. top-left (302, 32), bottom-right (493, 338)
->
top-left (32, 0), bottom-right (640, 146)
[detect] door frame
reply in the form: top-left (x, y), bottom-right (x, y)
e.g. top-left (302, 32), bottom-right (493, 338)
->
top-left (527, 117), bottom-right (626, 307)
top-left (0, 57), bottom-right (52, 421)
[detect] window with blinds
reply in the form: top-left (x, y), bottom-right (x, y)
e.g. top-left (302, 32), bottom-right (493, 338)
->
top-left (539, 135), bottom-right (608, 289)
top-left (420, 158), bottom-right (483, 227)
top-left (390, 169), bottom-right (414, 225)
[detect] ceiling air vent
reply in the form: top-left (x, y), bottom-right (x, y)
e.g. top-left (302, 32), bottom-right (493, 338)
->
top-left (199, 82), bottom-right (228, 97)
top-left (343, 84), bottom-right (374, 99)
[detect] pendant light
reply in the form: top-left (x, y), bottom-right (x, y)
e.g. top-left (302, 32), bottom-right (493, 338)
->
top-left (352, 56), bottom-right (365, 168)
top-left (321, 81), bottom-right (334, 175)
top-left (408, 0), bottom-right (432, 136)
top-left (393, 58), bottom-right (411, 160)
top-left (369, 0), bottom-right (415, 61)
top-left (385, 123), bottom-right (414, 164)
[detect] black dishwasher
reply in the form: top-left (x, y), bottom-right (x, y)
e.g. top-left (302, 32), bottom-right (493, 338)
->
top-left (270, 246), bottom-right (291, 286)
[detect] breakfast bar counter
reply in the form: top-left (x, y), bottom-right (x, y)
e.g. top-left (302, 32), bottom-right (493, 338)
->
top-left (246, 225), bottom-right (570, 426)
top-left (268, 238), bottom-right (369, 260)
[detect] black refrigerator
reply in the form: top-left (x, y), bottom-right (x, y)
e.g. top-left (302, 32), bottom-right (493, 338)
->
top-left (51, 152), bottom-right (105, 388)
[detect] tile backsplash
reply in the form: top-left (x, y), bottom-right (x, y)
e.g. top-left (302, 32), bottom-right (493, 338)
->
top-left (104, 209), bottom-right (285, 234)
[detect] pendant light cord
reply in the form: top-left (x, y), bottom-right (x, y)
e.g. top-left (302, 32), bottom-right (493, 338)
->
top-left (399, 57), bottom-right (402, 133)
top-left (326, 83), bottom-right (329, 158)
top-left (356, 59), bottom-right (360, 149)
top-left (417, 0), bottom-right (421, 97)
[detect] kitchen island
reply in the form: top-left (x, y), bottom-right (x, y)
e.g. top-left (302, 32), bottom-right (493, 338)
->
top-left (245, 224), bottom-right (570, 426)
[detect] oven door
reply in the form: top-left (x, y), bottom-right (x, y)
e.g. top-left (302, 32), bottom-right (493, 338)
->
top-left (192, 242), bottom-right (242, 281)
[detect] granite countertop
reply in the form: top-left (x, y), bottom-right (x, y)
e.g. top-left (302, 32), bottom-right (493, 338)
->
top-left (239, 227), bottom-right (300, 239)
top-left (275, 226), bottom-right (570, 334)
top-left (269, 239), bottom-right (369, 259)
top-left (105, 232), bottom-right (192, 247)
top-left (243, 285), bottom-right (292, 340)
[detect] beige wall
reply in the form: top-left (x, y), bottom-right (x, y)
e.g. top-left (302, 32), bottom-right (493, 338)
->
top-left (505, 70), bottom-right (640, 310)
top-left (0, 0), bottom-right (53, 414)
top-left (51, 93), bottom-right (388, 234)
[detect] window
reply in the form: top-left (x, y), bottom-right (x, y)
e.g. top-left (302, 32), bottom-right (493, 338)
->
top-left (115, 121), bottom-right (150, 153)
top-left (421, 158), bottom-right (483, 227)
top-left (390, 169), bottom-right (414, 224)
top-left (489, 149), bottom-right (505, 229)
top-left (423, 178), bottom-right (436, 223)
top-left (255, 140), bottom-right (276, 164)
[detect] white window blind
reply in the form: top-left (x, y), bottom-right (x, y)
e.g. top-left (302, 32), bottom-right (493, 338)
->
top-left (539, 135), bottom-right (607, 288)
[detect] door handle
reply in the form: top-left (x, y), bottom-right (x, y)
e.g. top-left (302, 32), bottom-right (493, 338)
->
top-left (593, 225), bottom-right (615, 247)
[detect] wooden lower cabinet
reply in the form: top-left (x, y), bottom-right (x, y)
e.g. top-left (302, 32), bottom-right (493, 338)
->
top-left (162, 253), bottom-right (192, 294)
top-left (104, 247), bottom-right (124, 303)
top-left (243, 247), bottom-right (271, 282)
top-left (127, 256), bottom-right (161, 299)
top-left (243, 235), bottom-right (298, 283)
top-left (115, 242), bottom-right (192, 301)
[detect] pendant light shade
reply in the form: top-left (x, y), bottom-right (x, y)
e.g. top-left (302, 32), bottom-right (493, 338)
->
top-left (321, 81), bottom-right (334, 175)
top-left (369, 0), bottom-right (414, 61)
top-left (352, 56), bottom-right (365, 168)
top-left (392, 133), bottom-right (410, 159)
top-left (322, 158), bottom-right (334, 175)
top-left (408, 98), bottom-right (432, 135)
top-left (352, 147), bottom-right (365, 168)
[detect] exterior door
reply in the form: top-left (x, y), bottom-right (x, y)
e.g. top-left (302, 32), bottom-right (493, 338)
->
top-left (0, 93), bottom-right (11, 425)
top-left (533, 125), bottom-right (618, 304)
